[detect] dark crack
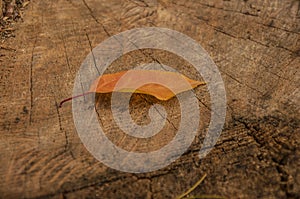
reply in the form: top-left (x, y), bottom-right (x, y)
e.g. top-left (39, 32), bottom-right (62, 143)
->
top-left (81, 0), bottom-right (100, 24)
top-left (84, 31), bottom-right (100, 75)
top-left (29, 36), bottom-right (38, 125)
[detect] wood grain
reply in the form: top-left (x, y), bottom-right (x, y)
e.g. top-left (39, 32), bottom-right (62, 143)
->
top-left (0, 0), bottom-right (299, 198)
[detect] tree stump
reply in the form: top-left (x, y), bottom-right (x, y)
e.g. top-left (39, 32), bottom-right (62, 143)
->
top-left (0, 0), bottom-right (299, 198)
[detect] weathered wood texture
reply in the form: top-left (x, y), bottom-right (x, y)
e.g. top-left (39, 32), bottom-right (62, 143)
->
top-left (0, 0), bottom-right (299, 198)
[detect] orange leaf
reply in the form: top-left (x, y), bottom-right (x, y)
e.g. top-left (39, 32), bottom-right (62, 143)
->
top-left (59, 70), bottom-right (205, 107)
top-left (89, 70), bottom-right (205, 100)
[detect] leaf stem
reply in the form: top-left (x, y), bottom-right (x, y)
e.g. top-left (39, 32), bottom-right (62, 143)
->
top-left (59, 92), bottom-right (92, 108)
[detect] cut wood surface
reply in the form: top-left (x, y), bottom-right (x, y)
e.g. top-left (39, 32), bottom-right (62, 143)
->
top-left (0, 0), bottom-right (299, 198)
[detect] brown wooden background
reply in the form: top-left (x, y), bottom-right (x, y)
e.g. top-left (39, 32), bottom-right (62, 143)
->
top-left (0, 0), bottom-right (299, 198)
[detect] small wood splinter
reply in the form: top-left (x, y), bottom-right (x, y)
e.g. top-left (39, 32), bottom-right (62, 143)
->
top-left (177, 174), bottom-right (226, 199)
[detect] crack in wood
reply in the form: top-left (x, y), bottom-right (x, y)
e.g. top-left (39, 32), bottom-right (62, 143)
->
top-left (81, 0), bottom-right (112, 38)
top-left (171, 1), bottom-right (299, 54)
top-left (84, 31), bottom-right (100, 75)
top-left (29, 36), bottom-right (38, 125)
top-left (60, 29), bottom-right (73, 73)
top-left (81, 0), bottom-right (100, 24)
